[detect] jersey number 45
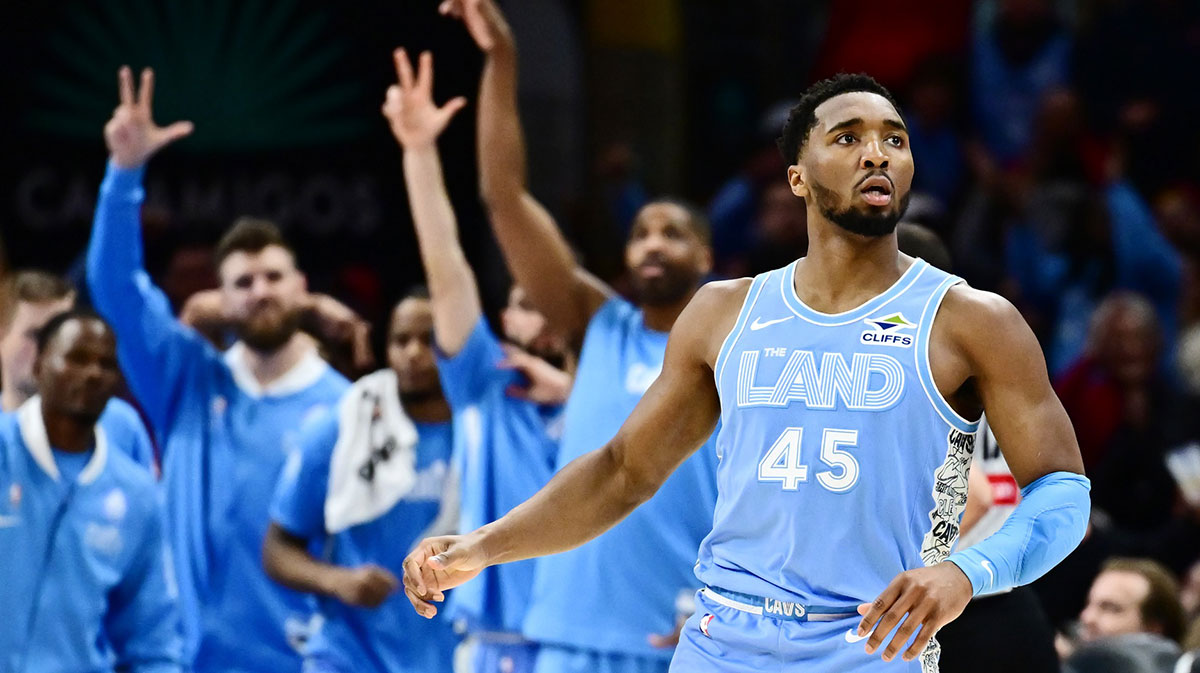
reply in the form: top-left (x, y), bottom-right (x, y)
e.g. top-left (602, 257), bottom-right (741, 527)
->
top-left (758, 427), bottom-right (859, 493)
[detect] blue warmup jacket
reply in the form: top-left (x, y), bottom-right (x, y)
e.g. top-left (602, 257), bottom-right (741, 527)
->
top-left (0, 398), bottom-right (183, 673)
top-left (87, 162), bottom-right (350, 672)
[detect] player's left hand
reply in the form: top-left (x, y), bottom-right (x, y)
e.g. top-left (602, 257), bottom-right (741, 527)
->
top-left (499, 343), bottom-right (572, 405)
top-left (856, 562), bottom-right (973, 662)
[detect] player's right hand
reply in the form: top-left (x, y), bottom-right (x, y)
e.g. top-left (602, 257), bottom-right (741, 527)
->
top-left (333, 564), bottom-right (399, 609)
top-left (402, 534), bottom-right (489, 618)
top-left (381, 49), bottom-right (467, 151)
top-left (438, 0), bottom-right (512, 52)
top-left (104, 67), bottom-right (193, 169)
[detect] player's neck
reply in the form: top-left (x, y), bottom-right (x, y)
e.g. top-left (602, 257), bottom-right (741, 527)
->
top-left (238, 332), bottom-right (318, 387)
top-left (40, 398), bottom-right (96, 453)
top-left (399, 390), bottom-right (452, 424)
top-left (794, 225), bottom-right (905, 314)
top-left (0, 384), bottom-right (24, 414)
top-left (639, 291), bottom-right (696, 334)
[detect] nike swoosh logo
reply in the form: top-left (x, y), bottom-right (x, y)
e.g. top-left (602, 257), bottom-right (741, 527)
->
top-left (981, 560), bottom-right (995, 587)
top-left (0, 514), bottom-right (21, 528)
top-left (750, 316), bottom-right (794, 331)
top-left (845, 629), bottom-right (869, 643)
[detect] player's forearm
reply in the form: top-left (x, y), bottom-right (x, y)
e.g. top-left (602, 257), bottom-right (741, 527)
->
top-left (402, 146), bottom-right (483, 351)
top-left (477, 40), bottom-right (525, 207)
top-left (262, 526), bottom-right (347, 599)
top-left (476, 47), bottom-right (601, 335)
top-left (88, 162), bottom-right (149, 307)
top-left (475, 439), bottom-right (660, 566)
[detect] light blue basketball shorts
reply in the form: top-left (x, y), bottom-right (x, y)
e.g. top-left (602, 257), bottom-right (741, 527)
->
top-left (669, 588), bottom-right (940, 672)
top-left (470, 637), bottom-right (539, 673)
top-left (533, 643), bottom-right (671, 673)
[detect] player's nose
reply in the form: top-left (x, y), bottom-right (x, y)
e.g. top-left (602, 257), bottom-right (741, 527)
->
top-left (859, 138), bottom-right (889, 170)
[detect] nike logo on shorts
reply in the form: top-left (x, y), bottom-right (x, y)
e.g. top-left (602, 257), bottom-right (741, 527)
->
top-left (750, 316), bottom-right (794, 331)
top-left (845, 629), bottom-right (869, 643)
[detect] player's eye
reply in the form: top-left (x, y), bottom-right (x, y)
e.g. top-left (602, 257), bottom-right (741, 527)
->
top-left (234, 276), bottom-right (252, 289)
top-left (886, 135), bottom-right (904, 147)
top-left (836, 134), bottom-right (856, 145)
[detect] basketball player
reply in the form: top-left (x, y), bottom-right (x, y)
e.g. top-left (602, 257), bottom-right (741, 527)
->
top-left (262, 291), bottom-right (460, 673)
top-left (435, 2), bottom-right (720, 671)
top-left (424, 1), bottom-right (715, 671)
top-left (382, 49), bottom-right (572, 673)
top-left (0, 271), bottom-right (155, 470)
top-left (403, 73), bottom-right (1090, 671)
top-left (89, 68), bottom-right (350, 672)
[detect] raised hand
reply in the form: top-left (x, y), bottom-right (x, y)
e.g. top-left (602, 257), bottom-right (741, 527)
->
top-left (499, 343), bottom-right (572, 405)
top-left (382, 49), bottom-right (467, 151)
top-left (332, 564), bottom-right (399, 609)
top-left (438, 0), bottom-right (512, 52)
top-left (855, 562), bottom-right (973, 663)
top-left (401, 534), bottom-right (489, 618)
top-left (104, 67), bottom-right (194, 169)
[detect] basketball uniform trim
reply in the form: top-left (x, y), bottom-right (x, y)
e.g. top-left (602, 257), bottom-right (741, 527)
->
top-left (714, 274), bottom-right (770, 388)
top-left (778, 258), bottom-right (930, 326)
top-left (914, 275), bottom-right (981, 434)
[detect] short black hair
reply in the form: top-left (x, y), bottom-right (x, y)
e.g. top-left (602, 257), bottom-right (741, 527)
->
top-left (401, 285), bottom-right (430, 302)
top-left (776, 73), bottom-right (903, 163)
top-left (214, 217), bottom-right (295, 268)
top-left (35, 308), bottom-right (110, 356)
top-left (638, 197), bottom-right (712, 245)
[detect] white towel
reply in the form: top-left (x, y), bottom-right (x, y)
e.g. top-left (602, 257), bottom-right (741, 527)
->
top-left (324, 369), bottom-right (419, 534)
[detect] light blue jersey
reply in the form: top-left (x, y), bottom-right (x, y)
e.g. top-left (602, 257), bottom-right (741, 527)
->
top-left (0, 399), bottom-right (183, 673)
top-left (99, 397), bottom-right (155, 472)
top-left (435, 318), bottom-right (561, 636)
top-left (88, 163), bottom-right (350, 672)
top-left (270, 406), bottom-right (459, 673)
top-left (523, 297), bottom-right (719, 660)
top-left (696, 258), bottom-right (979, 608)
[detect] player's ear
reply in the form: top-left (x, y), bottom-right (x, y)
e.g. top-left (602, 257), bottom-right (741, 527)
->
top-left (788, 164), bottom-right (808, 200)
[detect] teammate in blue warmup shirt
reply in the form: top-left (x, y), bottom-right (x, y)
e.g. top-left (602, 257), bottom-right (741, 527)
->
top-left (404, 74), bottom-right (1091, 672)
top-left (0, 310), bottom-right (183, 672)
top-left (402, 5), bottom-right (720, 671)
top-left (0, 271), bottom-right (156, 470)
top-left (264, 292), bottom-right (461, 673)
top-left (383, 52), bottom-right (573, 673)
top-left (88, 68), bottom-right (350, 672)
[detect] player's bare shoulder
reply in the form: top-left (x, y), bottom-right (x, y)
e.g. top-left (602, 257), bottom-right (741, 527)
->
top-left (678, 278), bottom-right (754, 369)
top-left (936, 284), bottom-right (1043, 375)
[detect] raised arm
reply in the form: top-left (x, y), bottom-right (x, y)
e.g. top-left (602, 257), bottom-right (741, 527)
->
top-left (400, 279), bottom-right (748, 616)
top-left (381, 48), bottom-right (479, 355)
top-left (87, 67), bottom-right (206, 432)
top-left (443, 0), bottom-right (611, 340)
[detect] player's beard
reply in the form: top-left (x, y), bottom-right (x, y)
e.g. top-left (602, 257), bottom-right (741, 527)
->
top-left (630, 259), bottom-right (700, 307)
top-left (810, 179), bottom-right (910, 238)
top-left (235, 307), bottom-right (303, 353)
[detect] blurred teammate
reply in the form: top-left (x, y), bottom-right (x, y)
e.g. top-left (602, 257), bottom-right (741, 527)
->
top-left (383, 48), bottom-right (572, 673)
top-left (88, 68), bottom-right (350, 672)
top-left (0, 310), bottom-right (182, 671)
top-left (263, 291), bottom-right (460, 673)
top-left (430, 2), bottom-right (719, 671)
top-left (0, 271), bottom-right (155, 470)
top-left (403, 73), bottom-right (1091, 671)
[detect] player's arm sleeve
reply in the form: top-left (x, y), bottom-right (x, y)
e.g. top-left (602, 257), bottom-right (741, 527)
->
top-left (86, 161), bottom-right (216, 434)
top-left (105, 495), bottom-right (186, 673)
top-left (946, 470), bottom-right (1091, 596)
top-left (434, 316), bottom-right (505, 410)
top-left (103, 398), bottom-right (157, 472)
top-left (269, 410), bottom-right (337, 539)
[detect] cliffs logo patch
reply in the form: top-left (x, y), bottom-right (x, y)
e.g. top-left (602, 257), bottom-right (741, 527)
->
top-left (860, 313), bottom-right (916, 348)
